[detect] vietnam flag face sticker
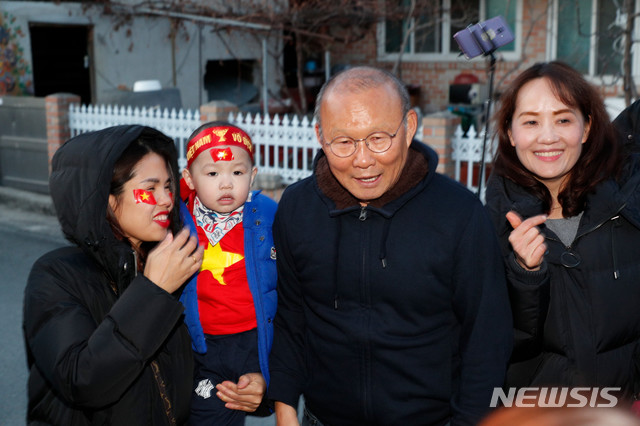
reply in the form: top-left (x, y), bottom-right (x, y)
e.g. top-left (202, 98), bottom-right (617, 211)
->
top-left (133, 189), bottom-right (157, 205)
top-left (211, 147), bottom-right (234, 162)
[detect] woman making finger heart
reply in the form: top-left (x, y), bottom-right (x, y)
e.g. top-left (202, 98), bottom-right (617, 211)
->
top-left (485, 61), bottom-right (640, 406)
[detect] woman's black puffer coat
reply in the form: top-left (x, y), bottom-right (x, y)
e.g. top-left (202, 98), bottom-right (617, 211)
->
top-left (485, 143), bottom-right (640, 400)
top-left (23, 125), bottom-right (193, 425)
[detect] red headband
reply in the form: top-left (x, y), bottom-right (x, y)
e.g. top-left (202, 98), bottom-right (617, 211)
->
top-left (186, 125), bottom-right (254, 168)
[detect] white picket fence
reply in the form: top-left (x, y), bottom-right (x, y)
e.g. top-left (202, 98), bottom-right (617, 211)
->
top-left (68, 104), bottom-right (201, 171)
top-left (451, 124), bottom-right (496, 201)
top-left (68, 103), bottom-right (492, 193)
top-left (68, 104), bottom-right (318, 184)
top-left (229, 112), bottom-right (319, 184)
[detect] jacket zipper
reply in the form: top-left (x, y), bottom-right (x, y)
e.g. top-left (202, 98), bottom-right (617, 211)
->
top-left (358, 205), bottom-right (373, 420)
top-left (132, 250), bottom-right (138, 277)
top-left (247, 210), bottom-right (268, 368)
top-left (543, 207), bottom-right (625, 383)
top-left (359, 205), bottom-right (367, 221)
top-left (610, 216), bottom-right (621, 279)
top-left (575, 205), bottom-right (625, 241)
top-left (545, 205), bottom-right (625, 252)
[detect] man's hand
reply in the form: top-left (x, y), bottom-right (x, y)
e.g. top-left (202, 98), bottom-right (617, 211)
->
top-left (275, 401), bottom-right (300, 426)
top-left (216, 372), bottom-right (266, 412)
top-left (506, 211), bottom-right (547, 271)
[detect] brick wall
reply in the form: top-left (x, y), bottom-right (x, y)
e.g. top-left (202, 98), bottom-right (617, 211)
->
top-left (45, 93), bottom-right (81, 172)
top-left (329, 1), bottom-right (631, 113)
top-left (419, 111), bottom-right (461, 177)
top-left (200, 100), bottom-right (239, 123)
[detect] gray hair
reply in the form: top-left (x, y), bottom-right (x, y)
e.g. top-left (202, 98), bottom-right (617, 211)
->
top-left (314, 66), bottom-right (411, 140)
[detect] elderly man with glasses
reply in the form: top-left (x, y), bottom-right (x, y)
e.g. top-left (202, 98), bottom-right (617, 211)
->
top-left (268, 66), bottom-right (512, 426)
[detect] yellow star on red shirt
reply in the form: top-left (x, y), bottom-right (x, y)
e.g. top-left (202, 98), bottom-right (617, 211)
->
top-left (201, 242), bottom-right (244, 285)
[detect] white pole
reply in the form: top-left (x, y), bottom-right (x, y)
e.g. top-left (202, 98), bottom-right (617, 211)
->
top-left (263, 38), bottom-right (268, 117)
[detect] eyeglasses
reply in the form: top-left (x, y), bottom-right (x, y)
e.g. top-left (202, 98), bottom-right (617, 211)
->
top-left (324, 116), bottom-right (406, 158)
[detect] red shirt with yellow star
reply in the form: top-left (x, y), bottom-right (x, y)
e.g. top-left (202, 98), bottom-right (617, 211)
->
top-left (196, 222), bottom-right (257, 335)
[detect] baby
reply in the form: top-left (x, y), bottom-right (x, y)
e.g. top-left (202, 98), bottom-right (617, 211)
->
top-left (179, 121), bottom-right (277, 425)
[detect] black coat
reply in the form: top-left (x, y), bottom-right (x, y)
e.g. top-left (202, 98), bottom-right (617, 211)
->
top-left (613, 97), bottom-right (640, 154)
top-left (485, 149), bottom-right (640, 398)
top-left (269, 142), bottom-right (512, 426)
top-left (23, 125), bottom-right (193, 425)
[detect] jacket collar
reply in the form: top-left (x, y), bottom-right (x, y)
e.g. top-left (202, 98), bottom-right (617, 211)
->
top-left (488, 161), bottom-right (640, 234)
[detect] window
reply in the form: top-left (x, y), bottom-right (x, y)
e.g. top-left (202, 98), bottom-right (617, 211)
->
top-left (378, 0), bottom-right (520, 61)
top-left (551, 0), bottom-right (635, 77)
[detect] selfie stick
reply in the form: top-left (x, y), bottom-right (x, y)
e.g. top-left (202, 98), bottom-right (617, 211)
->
top-left (477, 50), bottom-right (496, 199)
top-left (474, 24), bottom-right (498, 200)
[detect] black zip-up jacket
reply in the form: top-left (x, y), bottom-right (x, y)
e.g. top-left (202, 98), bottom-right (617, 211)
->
top-left (485, 146), bottom-right (640, 398)
top-left (23, 125), bottom-right (193, 425)
top-left (269, 141), bottom-right (512, 425)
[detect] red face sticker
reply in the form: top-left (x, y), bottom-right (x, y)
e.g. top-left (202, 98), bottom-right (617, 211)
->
top-left (133, 189), bottom-right (157, 205)
top-left (211, 147), bottom-right (234, 162)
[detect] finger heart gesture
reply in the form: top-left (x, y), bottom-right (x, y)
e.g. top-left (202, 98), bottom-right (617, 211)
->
top-left (506, 211), bottom-right (547, 271)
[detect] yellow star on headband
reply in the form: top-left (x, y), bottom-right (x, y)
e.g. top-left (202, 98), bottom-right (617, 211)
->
top-left (201, 241), bottom-right (244, 285)
top-left (212, 128), bottom-right (229, 142)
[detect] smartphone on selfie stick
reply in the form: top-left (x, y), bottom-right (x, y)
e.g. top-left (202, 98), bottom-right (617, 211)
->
top-left (453, 16), bottom-right (514, 199)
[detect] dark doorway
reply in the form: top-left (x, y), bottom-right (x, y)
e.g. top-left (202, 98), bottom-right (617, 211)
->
top-left (204, 60), bottom-right (258, 107)
top-left (29, 24), bottom-right (92, 105)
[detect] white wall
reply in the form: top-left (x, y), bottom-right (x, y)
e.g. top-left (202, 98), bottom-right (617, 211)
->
top-left (1, 1), bottom-right (281, 109)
